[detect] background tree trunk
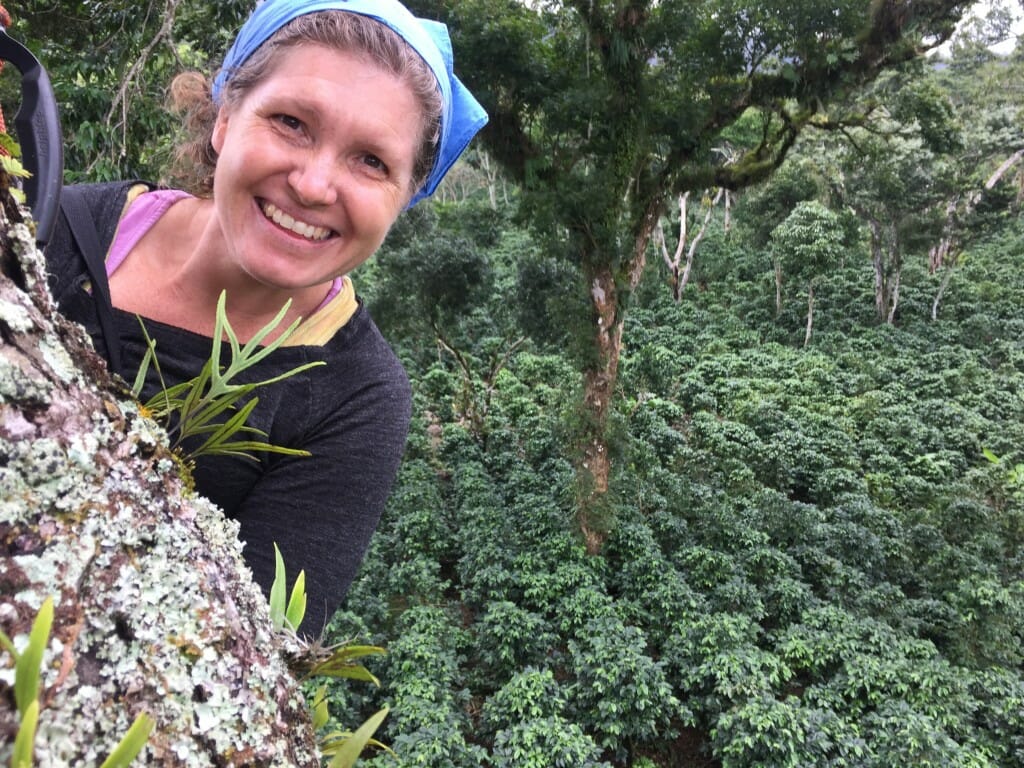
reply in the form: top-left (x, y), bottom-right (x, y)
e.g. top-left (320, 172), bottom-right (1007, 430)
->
top-left (804, 282), bottom-right (815, 347)
top-left (0, 196), bottom-right (318, 765)
top-left (869, 218), bottom-right (902, 324)
top-left (774, 261), bottom-right (783, 317)
top-left (578, 265), bottom-right (621, 553)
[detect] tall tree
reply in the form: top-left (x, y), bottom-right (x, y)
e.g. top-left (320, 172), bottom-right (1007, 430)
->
top-left (771, 199), bottom-right (843, 345)
top-left (653, 186), bottom-right (732, 302)
top-left (927, 31), bottom-right (1024, 319)
top-left (838, 129), bottom-right (952, 323)
top-left (410, 0), bottom-right (971, 544)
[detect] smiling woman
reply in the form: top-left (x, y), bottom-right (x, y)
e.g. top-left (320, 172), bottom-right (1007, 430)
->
top-left (43, 0), bottom-right (487, 635)
top-left (203, 47), bottom-right (422, 304)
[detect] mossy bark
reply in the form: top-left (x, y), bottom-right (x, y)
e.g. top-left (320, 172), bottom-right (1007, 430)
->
top-left (0, 195), bottom-right (318, 765)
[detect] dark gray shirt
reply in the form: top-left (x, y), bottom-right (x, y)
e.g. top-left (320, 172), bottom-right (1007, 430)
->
top-left (46, 183), bottom-right (411, 634)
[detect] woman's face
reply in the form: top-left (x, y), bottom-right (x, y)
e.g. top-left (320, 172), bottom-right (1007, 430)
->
top-left (210, 44), bottom-right (422, 292)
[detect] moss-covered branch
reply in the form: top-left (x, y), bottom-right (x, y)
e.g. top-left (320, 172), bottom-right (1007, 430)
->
top-left (0, 187), bottom-right (318, 764)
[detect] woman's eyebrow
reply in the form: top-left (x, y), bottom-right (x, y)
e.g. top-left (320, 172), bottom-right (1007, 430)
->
top-left (259, 93), bottom-right (317, 113)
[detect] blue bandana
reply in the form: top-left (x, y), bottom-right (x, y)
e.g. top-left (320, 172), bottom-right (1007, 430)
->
top-left (212, 0), bottom-right (487, 207)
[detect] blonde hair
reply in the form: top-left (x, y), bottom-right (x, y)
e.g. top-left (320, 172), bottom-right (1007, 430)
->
top-left (166, 11), bottom-right (442, 197)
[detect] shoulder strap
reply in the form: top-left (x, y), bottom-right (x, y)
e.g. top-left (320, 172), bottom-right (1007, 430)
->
top-left (59, 186), bottom-right (123, 377)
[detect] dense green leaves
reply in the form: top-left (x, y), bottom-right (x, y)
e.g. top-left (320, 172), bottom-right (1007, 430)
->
top-left (12, 0), bottom-right (250, 182)
top-left (335, 89), bottom-right (1024, 761)
top-left (24, 1), bottom-right (1024, 765)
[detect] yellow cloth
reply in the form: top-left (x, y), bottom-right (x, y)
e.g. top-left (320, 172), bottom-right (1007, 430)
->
top-left (283, 275), bottom-right (359, 347)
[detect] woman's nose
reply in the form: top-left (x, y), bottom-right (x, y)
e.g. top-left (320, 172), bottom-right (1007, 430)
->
top-left (288, 152), bottom-right (339, 207)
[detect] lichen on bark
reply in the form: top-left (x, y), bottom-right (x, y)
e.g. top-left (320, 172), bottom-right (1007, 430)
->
top-left (0, 193), bottom-right (319, 765)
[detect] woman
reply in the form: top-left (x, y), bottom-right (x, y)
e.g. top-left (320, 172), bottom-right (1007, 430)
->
top-left (44, 0), bottom-right (487, 634)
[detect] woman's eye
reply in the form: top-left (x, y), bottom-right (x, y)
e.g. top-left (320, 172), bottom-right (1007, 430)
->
top-left (362, 154), bottom-right (388, 174)
top-left (275, 114), bottom-right (303, 131)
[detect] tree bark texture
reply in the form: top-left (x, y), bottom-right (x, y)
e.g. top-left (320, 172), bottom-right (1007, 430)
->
top-left (654, 189), bottom-right (724, 303)
top-left (0, 200), bottom-right (318, 764)
top-left (869, 217), bottom-right (901, 324)
top-left (577, 214), bottom-right (656, 552)
top-left (580, 265), bottom-right (621, 554)
top-left (804, 282), bottom-right (815, 348)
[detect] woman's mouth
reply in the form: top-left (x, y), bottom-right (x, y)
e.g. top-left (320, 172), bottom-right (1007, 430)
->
top-left (260, 201), bottom-right (333, 241)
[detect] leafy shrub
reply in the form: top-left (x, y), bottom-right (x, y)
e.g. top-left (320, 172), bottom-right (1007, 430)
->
top-left (371, 606), bottom-right (481, 766)
top-left (489, 719), bottom-right (609, 768)
top-left (567, 616), bottom-right (682, 757)
top-left (473, 602), bottom-right (557, 681)
top-left (481, 670), bottom-right (609, 767)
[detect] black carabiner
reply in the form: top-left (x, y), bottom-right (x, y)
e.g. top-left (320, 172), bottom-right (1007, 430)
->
top-left (0, 26), bottom-right (63, 247)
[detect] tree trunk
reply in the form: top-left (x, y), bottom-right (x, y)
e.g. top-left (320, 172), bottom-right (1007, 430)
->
top-left (654, 190), bottom-right (721, 303)
top-left (804, 282), bottom-right (815, 347)
top-left (926, 154), bottom-right (1023, 318)
top-left (579, 264), bottom-right (621, 554)
top-left (677, 189), bottom-right (720, 299)
top-left (869, 218), bottom-right (887, 322)
top-left (868, 218), bottom-right (902, 324)
top-left (576, 210), bottom-right (656, 552)
top-left (929, 198), bottom-right (958, 275)
top-left (0, 197), bottom-right (317, 764)
top-left (886, 260), bottom-right (901, 325)
top-left (480, 151), bottom-right (499, 211)
top-left (774, 260), bottom-right (783, 317)
top-left (932, 264), bottom-right (955, 322)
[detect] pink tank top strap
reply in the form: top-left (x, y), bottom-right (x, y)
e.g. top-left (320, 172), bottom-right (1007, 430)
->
top-left (105, 187), bottom-right (345, 313)
top-left (106, 189), bottom-right (193, 277)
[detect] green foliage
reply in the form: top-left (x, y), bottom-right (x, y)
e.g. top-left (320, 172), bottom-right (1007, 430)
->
top-left (13, 0), bottom-right (251, 182)
top-left (737, 158), bottom-right (825, 247)
top-left (98, 715), bottom-right (157, 768)
top-left (10, 699), bottom-right (39, 768)
top-left (27, 2), bottom-right (1024, 765)
top-left (489, 718), bottom-right (608, 768)
top-left (304, 646), bottom-right (387, 687)
top-left (983, 447), bottom-right (1024, 501)
top-left (12, 598), bottom-right (51, 717)
top-left (325, 708), bottom-right (391, 768)
top-left (482, 669), bottom-right (609, 768)
top-left (566, 616), bottom-right (681, 756)
top-left (358, 605), bottom-right (485, 766)
top-left (771, 200), bottom-right (844, 282)
top-left (1, 597), bottom-right (52, 768)
top-left (269, 543), bottom-right (307, 634)
top-left (473, 602), bottom-right (556, 680)
top-left (0, 132), bottom-right (30, 204)
top-left (397, 1), bottom-right (978, 540)
top-left (331, 159), bottom-right (1024, 764)
top-left (1, 598), bottom-right (154, 767)
top-left (269, 549), bottom-right (391, 764)
top-left (890, 76), bottom-right (962, 154)
top-left (134, 291), bottom-right (324, 464)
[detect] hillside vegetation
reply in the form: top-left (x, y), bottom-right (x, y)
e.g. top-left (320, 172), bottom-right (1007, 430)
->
top-left (332, 51), bottom-right (1024, 767)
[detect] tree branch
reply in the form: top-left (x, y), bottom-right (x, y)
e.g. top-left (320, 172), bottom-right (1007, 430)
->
top-left (88, 0), bottom-right (182, 174)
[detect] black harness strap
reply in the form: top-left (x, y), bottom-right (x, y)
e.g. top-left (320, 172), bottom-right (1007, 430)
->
top-left (59, 186), bottom-right (123, 377)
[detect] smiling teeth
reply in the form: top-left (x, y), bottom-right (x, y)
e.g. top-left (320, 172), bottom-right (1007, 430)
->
top-left (261, 202), bottom-right (331, 241)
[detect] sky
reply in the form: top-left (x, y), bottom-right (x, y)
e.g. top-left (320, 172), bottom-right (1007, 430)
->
top-left (957, 0), bottom-right (1023, 55)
